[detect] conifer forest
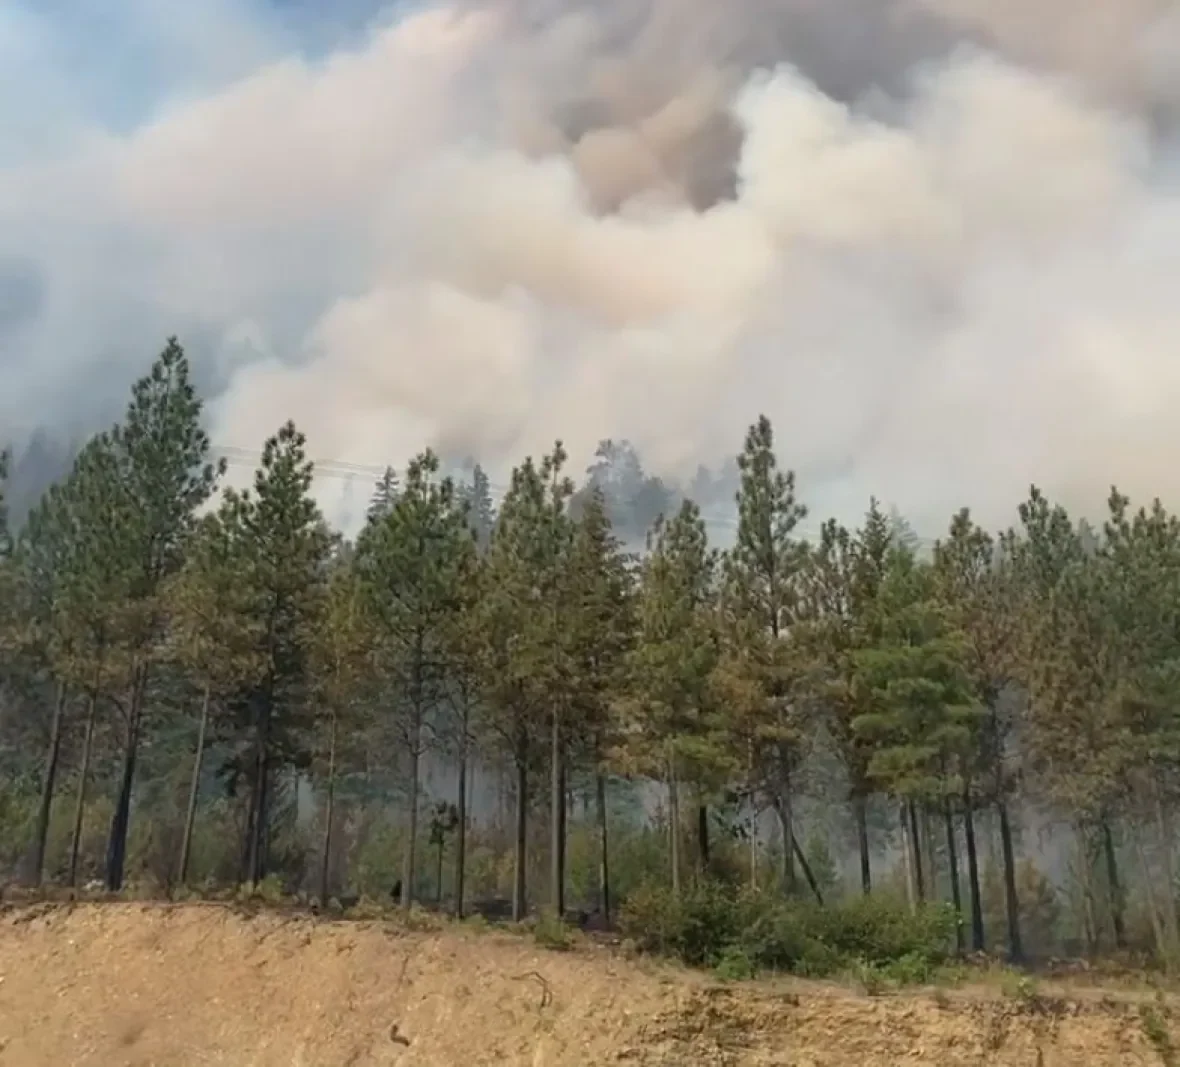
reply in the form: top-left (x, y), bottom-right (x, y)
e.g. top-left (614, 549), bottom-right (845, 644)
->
top-left (5, 336), bottom-right (1180, 981)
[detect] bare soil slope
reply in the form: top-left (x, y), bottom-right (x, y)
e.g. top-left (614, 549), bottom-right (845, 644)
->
top-left (0, 902), bottom-right (1168, 1066)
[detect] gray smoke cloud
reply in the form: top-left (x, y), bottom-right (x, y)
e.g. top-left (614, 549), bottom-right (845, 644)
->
top-left (4, 0), bottom-right (1180, 532)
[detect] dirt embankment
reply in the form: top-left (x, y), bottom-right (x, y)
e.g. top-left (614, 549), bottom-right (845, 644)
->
top-left (0, 902), bottom-right (1170, 1066)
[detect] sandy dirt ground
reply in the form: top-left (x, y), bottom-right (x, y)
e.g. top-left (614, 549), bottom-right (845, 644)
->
top-left (0, 901), bottom-right (1171, 1065)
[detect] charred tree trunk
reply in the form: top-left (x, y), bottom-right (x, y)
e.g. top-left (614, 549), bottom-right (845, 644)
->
top-left (908, 801), bottom-right (926, 902)
top-left (105, 667), bottom-right (148, 892)
top-left (792, 833), bottom-right (824, 905)
top-left (773, 795), bottom-right (798, 894)
top-left (854, 791), bottom-right (872, 895)
top-left (963, 788), bottom-right (985, 952)
top-left (1100, 815), bottom-right (1127, 950)
top-left (998, 800), bottom-right (1024, 962)
top-left (245, 686), bottom-right (274, 887)
top-left (178, 682), bottom-right (212, 889)
top-left (30, 680), bottom-right (68, 886)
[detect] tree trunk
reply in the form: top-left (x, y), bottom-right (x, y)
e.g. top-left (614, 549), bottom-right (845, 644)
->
top-left (245, 689), bottom-right (273, 886)
top-left (773, 796), bottom-right (798, 895)
top-left (908, 801), bottom-right (926, 902)
top-left (922, 807), bottom-right (938, 898)
top-left (178, 682), bottom-right (212, 889)
top-left (1132, 828), bottom-right (1169, 966)
top-left (900, 804), bottom-right (916, 912)
top-left (105, 668), bottom-right (148, 891)
top-left (595, 772), bottom-right (610, 924)
top-left (853, 791), bottom-right (871, 895)
top-left (401, 690), bottom-right (424, 910)
top-left (944, 799), bottom-right (964, 955)
top-left (435, 840), bottom-right (445, 906)
top-left (550, 708), bottom-right (564, 915)
top-left (558, 753), bottom-right (567, 908)
top-left (318, 704), bottom-right (339, 907)
top-left (792, 833), bottom-right (824, 905)
top-left (512, 740), bottom-right (528, 922)
top-left (749, 813), bottom-right (759, 890)
top-left (1152, 777), bottom-right (1180, 966)
top-left (697, 803), bottom-right (711, 876)
top-left (963, 791), bottom-right (985, 953)
top-left (250, 758), bottom-right (271, 885)
top-left (998, 800), bottom-right (1023, 962)
top-left (667, 753), bottom-right (682, 898)
top-left (454, 711), bottom-right (469, 919)
top-left (1100, 815), bottom-right (1127, 950)
top-left (68, 687), bottom-right (99, 888)
top-left (30, 680), bottom-right (68, 887)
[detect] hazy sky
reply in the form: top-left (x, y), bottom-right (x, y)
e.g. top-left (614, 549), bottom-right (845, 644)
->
top-left (3, 0), bottom-right (1180, 534)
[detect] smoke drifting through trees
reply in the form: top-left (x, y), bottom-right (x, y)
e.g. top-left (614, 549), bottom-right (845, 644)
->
top-left (4, 0), bottom-right (1180, 536)
top-left (6, 339), bottom-right (1180, 978)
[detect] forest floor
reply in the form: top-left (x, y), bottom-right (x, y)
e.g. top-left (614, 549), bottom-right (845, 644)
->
top-left (0, 899), bottom-right (1175, 1066)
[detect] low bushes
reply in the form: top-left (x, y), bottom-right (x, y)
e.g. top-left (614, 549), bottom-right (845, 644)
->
top-left (619, 880), bottom-right (957, 983)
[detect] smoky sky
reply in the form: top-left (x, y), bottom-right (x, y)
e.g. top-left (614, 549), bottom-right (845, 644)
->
top-left (3, 0), bottom-right (1180, 534)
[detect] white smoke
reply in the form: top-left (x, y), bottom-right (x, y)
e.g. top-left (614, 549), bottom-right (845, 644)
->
top-left (5, 0), bottom-right (1180, 532)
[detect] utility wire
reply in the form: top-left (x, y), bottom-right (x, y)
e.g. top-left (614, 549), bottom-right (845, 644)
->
top-left (211, 443), bottom-right (937, 546)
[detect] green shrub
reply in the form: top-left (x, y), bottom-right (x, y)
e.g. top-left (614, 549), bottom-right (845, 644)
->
top-left (620, 880), bottom-right (741, 966)
top-left (806, 894), bottom-right (956, 966)
top-left (999, 971), bottom-right (1040, 1004)
top-left (619, 880), bottom-right (956, 982)
top-left (882, 950), bottom-right (936, 986)
top-left (533, 908), bottom-right (574, 951)
top-left (713, 944), bottom-right (758, 981)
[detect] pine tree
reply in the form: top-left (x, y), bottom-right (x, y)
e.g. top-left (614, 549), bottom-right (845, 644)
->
top-left (795, 502), bottom-right (893, 895)
top-left (354, 449), bottom-right (474, 909)
top-left (477, 445), bottom-right (573, 919)
top-left (11, 480), bottom-right (78, 885)
top-left (98, 338), bottom-right (224, 890)
top-left (934, 507), bottom-right (1020, 953)
top-left (624, 499), bottom-right (726, 896)
top-left (438, 525), bottom-right (483, 917)
top-left (309, 546), bottom-right (375, 905)
top-left (1094, 490), bottom-right (1180, 964)
top-left (163, 511), bottom-right (265, 887)
top-left (457, 464), bottom-right (496, 552)
top-left (51, 437), bottom-right (136, 887)
top-left (367, 467), bottom-right (399, 524)
top-left (1012, 486), bottom-right (1124, 954)
top-left (725, 415), bottom-right (809, 891)
top-left (221, 420), bottom-right (332, 886)
top-left (852, 546), bottom-right (979, 914)
top-left (563, 487), bottom-right (634, 920)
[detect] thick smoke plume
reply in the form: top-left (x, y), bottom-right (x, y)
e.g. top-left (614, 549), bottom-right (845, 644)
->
top-left (4, 0), bottom-right (1180, 531)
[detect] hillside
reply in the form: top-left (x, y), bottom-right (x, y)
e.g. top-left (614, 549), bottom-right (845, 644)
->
top-left (0, 902), bottom-right (1169, 1066)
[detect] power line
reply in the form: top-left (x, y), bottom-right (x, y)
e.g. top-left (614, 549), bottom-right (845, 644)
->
top-left (211, 444), bottom-right (936, 546)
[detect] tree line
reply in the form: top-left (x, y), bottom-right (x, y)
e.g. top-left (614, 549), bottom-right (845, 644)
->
top-left (2, 338), bottom-right (1180, 970)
